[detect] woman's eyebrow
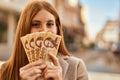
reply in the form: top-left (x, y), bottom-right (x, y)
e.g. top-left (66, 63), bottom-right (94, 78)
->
top-left (32, 20), bottom-right (41, 22)
top-left (47, 20), bottom-right (54, 22)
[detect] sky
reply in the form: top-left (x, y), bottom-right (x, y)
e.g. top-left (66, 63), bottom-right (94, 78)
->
top-left (80, 0), bottom-right (120, 40)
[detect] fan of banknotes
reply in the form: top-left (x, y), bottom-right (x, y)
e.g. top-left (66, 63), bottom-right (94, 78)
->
top-left (21, 32), bottom-right (61, 64)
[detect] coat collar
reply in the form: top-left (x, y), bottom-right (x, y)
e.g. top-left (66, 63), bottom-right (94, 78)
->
top-left (57, 54), bottom-right (69, 79)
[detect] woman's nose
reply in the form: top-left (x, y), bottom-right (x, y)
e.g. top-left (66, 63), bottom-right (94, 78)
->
top-left (38, 25), bottom-right (47, 32)
top-left (38, 27), bottom-right (44, 32)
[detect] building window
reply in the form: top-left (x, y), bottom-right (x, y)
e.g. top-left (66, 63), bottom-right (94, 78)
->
top-left (0, 22), bottom-right (7, 43)
top-left (0, 11), bottom-right (7, 43)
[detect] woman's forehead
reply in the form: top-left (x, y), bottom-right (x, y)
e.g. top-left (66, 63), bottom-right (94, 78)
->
top-left (32, 9), bottom-right (55, 21)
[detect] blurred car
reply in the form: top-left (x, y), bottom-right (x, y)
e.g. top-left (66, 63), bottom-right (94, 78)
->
top-left (111, 42), bottom-right (120, 60)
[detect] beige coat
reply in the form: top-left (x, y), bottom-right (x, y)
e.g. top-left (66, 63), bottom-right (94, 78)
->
top-left (58, 55), bottom-right (88, 80)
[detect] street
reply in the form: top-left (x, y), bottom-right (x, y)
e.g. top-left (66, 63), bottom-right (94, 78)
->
top-left (72, 48), bottom-right (120, 80)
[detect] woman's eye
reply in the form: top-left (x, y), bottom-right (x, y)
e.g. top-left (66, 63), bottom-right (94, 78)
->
top-left (31, 23), bottom-right (39, 28)
top-left (47, 23), bottom-right (54, 28)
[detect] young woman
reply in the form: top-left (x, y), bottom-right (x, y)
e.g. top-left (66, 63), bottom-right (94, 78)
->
top-left (0, 0), bottom-right (88, 80)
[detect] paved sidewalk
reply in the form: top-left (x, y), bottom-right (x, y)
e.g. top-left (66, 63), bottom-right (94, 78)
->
top-left (89, 72), bottom-right (120, 80)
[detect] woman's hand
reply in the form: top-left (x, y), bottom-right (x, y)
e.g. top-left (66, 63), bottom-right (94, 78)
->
top-left (19, 59), bottom-right (46, 80)
top-left (44, 53), bottom-right (62, 80)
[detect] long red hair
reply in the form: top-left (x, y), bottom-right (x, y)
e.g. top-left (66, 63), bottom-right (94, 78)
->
top-left (0, 0), bottom-right (70, 80)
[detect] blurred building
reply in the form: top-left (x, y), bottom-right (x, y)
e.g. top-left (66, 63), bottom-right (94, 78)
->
top-left (95, 12), bottom-right (120, 49)
top-left (0, 0), bottom-right (86, 60)
top-left (0, 0), bottom-right (29, 60)
top-left (54, 0), bottom-right (86, 51)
